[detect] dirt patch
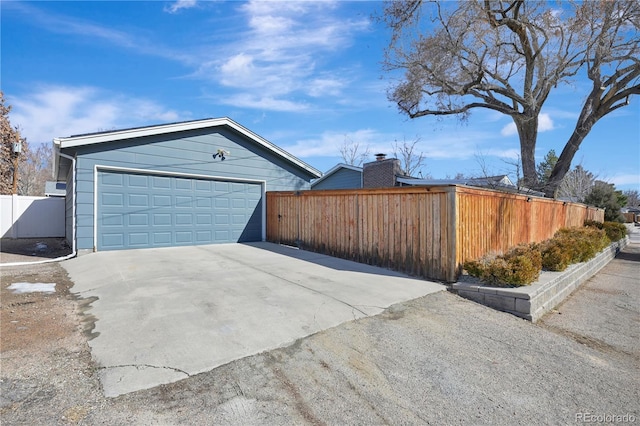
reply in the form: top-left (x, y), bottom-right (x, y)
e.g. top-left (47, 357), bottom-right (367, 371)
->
top-left (1, 238), bottom-right (72, 264)
top-left (0, 262), bottom-right (105, 425)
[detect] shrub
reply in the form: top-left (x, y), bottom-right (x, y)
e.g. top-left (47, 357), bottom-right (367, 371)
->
top-left (464, 244), bottom-right (541, 287)
top-left (464, 225), bottom-right (614, 286)
top-left (602, 222), bottom-right (627, 241)
top-left (541, 226), bottom-right (609, 271)
top-left (558, 227), bottom-right (609, 259)
top-left (584, 219), bottom-right (602, 229)
top-left (540, 238), bottom-right (574, 271)
top-left (584, 220), bottom-right (627, 242)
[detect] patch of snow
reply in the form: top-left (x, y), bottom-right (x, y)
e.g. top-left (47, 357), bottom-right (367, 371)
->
top-left (7, 283), bottom-right (56, 294)
top-left (35, 242), bottom-right (48, 251)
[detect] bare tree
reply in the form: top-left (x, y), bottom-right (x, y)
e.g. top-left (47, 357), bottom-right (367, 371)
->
top-left (19, 143), bottom-right (53, 196)
top-left (339, 136), bottom-right (370, 167)
top-left (383, 0), bottom-right (640, 196)
top-left (623, 189), bottom-right (639, 208)
top-left (556, 165), bottom-right (597, 202)
top-left (1, 92), bottom-right (28, 195)
top-left (392, 136), bottom-right (426, 176)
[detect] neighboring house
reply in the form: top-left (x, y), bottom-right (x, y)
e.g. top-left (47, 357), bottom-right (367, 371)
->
top-left (44, 181), bottom-right (66, 197)
top-left (398, 175), bottom-right (546, 196)
top-left (54, 117), bottom-right (321, 252)
top-left (397, 174), bottom-right (514, 188)
top-left (311, 163), bottom-right (363, 190)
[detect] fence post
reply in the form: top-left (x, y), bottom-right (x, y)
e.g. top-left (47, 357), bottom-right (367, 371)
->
top-left (10, 194), bottom-right (19, 239)
top-left (447, 187), bottom-right (458, 282)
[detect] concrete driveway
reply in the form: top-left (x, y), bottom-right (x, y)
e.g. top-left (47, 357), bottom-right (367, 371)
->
top-left (62, 242), bottom-right (443, 397)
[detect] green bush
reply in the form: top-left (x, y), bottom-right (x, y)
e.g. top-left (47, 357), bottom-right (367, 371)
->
top-left (584, 220), bottom-right (627, 242)
top-left (603, 222), bottom-right (627, 241)
top-left (556, 227), bottom-right (609, 260)
top-left (464, 225), bottom-right (615, 283)
top-left (584, 219), bottom-right (602, 229)
top-left (540, 238), bottom-right (574, 271)
top-left (541, 227), bottom-right (609, 271)
top-left (463, 244), bottom-right (541, 287)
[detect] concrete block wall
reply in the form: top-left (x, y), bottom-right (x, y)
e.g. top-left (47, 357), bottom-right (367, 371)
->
top-left (452, 237), bottom-right (629, 322)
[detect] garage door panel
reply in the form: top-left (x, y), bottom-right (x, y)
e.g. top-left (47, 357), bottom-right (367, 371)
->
top-left (153, 214), bottom-right (172, 226)
top-left (98, 170), bottom-right (262, 250)
top-left (153, 176), bottom-right (171, 189)
top-left (153, 195), bottom-right (172, 207)
top-left (129, 194), bottom-right (149, 206)
top-left (103, 193), bottom-right (124, 207)
top-left (128, 174), bottom-right (149, 187)
top-left (175, 178), bottom-right (192, 190)
top-left (102, 173), bottom-right (124, 186)
top-left (128, 214), bottom-right (148, 226)
top-left (175, 196), bottom-right (193, 208)
top-left (153, 233), bottom-right (172, 244)
top-left (196, 214), bottom-right (212, 225)
top-left (129, 233), bottom-right (149, 246)
top-left (176, 214), bottom-right (193, 225)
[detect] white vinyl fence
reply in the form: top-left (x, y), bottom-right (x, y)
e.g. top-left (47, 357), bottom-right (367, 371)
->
top-left (1, 195), bottom-right (65, 238)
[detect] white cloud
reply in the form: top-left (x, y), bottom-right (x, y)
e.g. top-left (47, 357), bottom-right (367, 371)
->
top-left (217, 94), bottom-right (309, 112)
top-left (7, 2), bottom-right (193, 64)
top-left (308, 78), bottom-right (345, 98)
top-left (610, 173), bottom-right (640, 186)
top-left (284, 129), bottom-right (387, 158)
top-left (204, 0), bottom-right (369, 110)
top-left (538, 113), bottom-right (555, 132)
top-left (501, 113), bottom-right (555, 136)
top-left (164, 0), bottom-right (198, 14)
top-left (8, 86), bottom-right (185, 143)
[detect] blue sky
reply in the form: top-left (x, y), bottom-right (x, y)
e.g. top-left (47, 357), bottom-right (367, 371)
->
top-left (2, 0), bottom-right (639, 190)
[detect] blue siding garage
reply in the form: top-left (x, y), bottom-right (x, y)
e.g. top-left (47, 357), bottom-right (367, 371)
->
top-left (97, 170), bottom-right (262, 250)
top-left (54, 118), bottom-right (321, 252)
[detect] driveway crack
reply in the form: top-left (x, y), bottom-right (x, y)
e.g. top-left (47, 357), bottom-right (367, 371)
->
top-left (100, 364), bottom-right (190, 377)
top-left (205, 248), bottom-right (370, 317)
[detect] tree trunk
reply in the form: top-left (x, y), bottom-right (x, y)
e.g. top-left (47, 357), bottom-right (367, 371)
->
top-left (515, 115), bottom-right (539, 189)
top-left (545, 122), bottom-right (593, 197)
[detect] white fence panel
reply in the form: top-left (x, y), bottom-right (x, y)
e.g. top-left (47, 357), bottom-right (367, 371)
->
top-left (1, 195), bottom-right (66, 238)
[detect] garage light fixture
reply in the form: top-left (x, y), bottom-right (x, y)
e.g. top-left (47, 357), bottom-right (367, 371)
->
top-left (213, 148), bottom-right (230, 161)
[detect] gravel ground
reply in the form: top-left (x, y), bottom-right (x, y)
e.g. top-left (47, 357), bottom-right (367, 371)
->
top-left (1, 240), bottom-right (638, 425)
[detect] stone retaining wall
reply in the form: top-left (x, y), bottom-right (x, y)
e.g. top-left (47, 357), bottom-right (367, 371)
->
top-left (451, 237), bottom-right (629, 322)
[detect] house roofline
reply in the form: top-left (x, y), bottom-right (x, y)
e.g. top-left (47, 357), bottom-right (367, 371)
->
top-left (311, 163), bottom-right (363, 188)
top-left (53, 117), bottom-right (321, 178)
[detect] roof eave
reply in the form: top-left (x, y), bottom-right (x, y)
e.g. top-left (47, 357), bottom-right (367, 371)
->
top-left (311, 163), bottom-right (363, 187)
top-left (55, 117), bottom-right (321, 178)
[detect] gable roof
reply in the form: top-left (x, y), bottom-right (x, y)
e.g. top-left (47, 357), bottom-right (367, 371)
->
top-left (53, 117), bottom-right (321, 178)
top-left (311, 163), bottom-right (363, 188)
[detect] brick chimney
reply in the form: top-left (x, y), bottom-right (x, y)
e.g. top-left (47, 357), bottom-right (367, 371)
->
top-left (363, 155), bottom-right (402, 188)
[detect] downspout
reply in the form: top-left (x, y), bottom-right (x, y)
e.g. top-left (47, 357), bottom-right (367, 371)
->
top-left (0, 148), bottom-right (77, 267)
top-left (58, 150), bottom-right (77, 257)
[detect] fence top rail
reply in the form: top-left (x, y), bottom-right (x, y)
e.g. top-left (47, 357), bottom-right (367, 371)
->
top-left (267, 185), bottom-right (603, 214)
top-left (267, 185), bottom-right (457, 197)
top-left (454, 185), bottom-right (603, 212)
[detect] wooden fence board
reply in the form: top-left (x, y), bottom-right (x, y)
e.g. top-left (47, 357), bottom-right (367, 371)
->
top-left (266, 186), bottom-right (604, 282)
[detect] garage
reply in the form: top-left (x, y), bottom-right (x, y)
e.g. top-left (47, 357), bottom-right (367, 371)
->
top-left (97, 169), bottom-right (263, 250)
top-left (54, 118), bottom-right (321, 253)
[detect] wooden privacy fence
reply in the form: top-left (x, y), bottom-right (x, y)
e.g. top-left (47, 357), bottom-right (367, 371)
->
top-left (266, 186), bottom-right (604, 282)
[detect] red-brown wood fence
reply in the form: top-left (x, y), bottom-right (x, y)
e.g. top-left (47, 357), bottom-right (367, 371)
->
top-left (266, 186), bottom-right (604, 282)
